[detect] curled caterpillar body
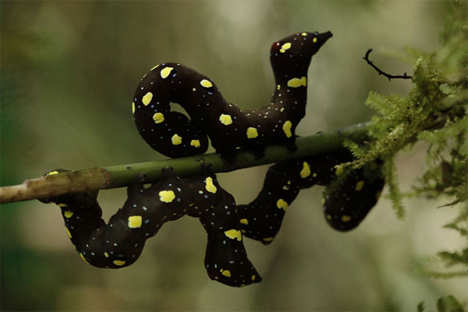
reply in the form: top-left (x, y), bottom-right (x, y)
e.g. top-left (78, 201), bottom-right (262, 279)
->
top-left (238, 152), bottom-right (385, 243)
top-left (133, 31), bottom-right (332, 158)
top-left (39, 30), bottom-right (389, 288)
top-left (322, 167), bottom-right (384, 232)
top-left (41, 169), bottom-right (261, 287)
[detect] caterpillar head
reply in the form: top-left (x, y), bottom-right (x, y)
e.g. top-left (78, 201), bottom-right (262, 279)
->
top-left (270, 31), bottom-right (333, 82)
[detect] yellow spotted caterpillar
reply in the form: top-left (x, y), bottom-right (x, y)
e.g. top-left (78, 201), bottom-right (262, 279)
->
top-left (238, 151), bottom-right (385, 243)
top-left (40, 31), bottom-right (385, 287)
top-left (41, 168), bottom-right (261, 287)
top-left (133, 31), bottom-right (333, 158)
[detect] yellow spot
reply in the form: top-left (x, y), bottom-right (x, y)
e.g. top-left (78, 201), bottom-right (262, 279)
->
top-left (80, 253), bottom-right (89, 264)
top-left (252, 275), bottom-right (256, 281)
top-left (313, 37), bottom-right (318, 43)
top-left (240, 218), bottom-right (249, 225)
top-left (277, 84), bottom-right (281, 90)
top-left (205, 177), bottom-right (217, 194)
top-left (104, 252), bottom-right (109, 258)
top-left (300, 162), bottom-right (311, 178)
top-left (335, 164), bottom-right (344, 176)
top-left (224, 229), bottom-right (242, 241)
top-left (160, 67), bottom-right (174, 79)
top-left (128, 216), bottom-right (143, 228)
top-left (301, 32), bottom-right (307, 36)
top-left (282, 120), bottom-right (293, 138)
top-left (65, 227), bottom-right (72, 238)
top-left (279, 42), bottom-right (292, 53)
top-left (190, 140), bottom-right (201, 148)
top-left (200, 79), bottom-right (213, 88)
top-left (132, 102), bottom-right (135, 113)
top-left (171, 134), bottom-right (182, 145)
top-left (142, 92), bottom-right (153, 106)
top-left (246, 127), bottom-right (258, 139)
top-left (113, 260), bottom-right (126, 266)
top-left (287, 76), bottom-right (307, 88)
top-left (276, 199), bottom-right (288, 211)
top-left (220, 269), bottom-right (231, 277)
top-left (64, 211), bottom-right (74, 218)
top-left (47, 170), bottom-right (59, 176)
top-left (263, 237), bottom-right (274, 242)
top-left (342, 215), bottom-right (352, 222)
top-left (159, 190), bottom-right (176, 203)
top-left (312, 172), bottom-right (317, 177)
top-left (355, 180), bottom-right (365, 191)
top-left (150, 64), bottom-right (160, 71)
top-left (219, 114), bottom-right (233, 126)
top-left (58, 203), bottom-right (68, 208)
top-left (152, 112), bottom-right (165, 124)
top-left (326, 214), bottom-right (332, 220)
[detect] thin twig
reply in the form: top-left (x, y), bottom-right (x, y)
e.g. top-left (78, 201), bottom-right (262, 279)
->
top-left (363, 49), bottom-right (412, 81)
top-left (0, 122), bottom-right (371, 204)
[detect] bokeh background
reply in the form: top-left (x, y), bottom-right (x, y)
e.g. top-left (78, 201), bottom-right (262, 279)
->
top-left (1, 1), bottom-right (465, 311)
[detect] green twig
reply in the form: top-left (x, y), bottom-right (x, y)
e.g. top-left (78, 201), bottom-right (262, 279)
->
top-left (0, 122), bottom-right (371, 204)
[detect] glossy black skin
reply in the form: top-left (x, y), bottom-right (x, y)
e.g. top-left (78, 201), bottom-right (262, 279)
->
top-left (41, 168), bottom-right (261, 287)
top-left (133, 32), bottom-right (332, 158)
top-left (238, 151), bottom-right (385, 243)
top-left (40, 151), bottom-right (384, 286)
top-left (39, 31), bottom-right (386, 287)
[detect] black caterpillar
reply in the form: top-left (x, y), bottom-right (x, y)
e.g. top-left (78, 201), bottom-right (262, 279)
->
top-left (40, 31), bottom-right (386, 287)
top-left (132, 31), bottom-right (332, 158)
top-left (41, 154), bottom-right (384, 287)
top-left (238, 151), bottom-right (385, 243)
top-left (41, 167), bottom-right (261, 287)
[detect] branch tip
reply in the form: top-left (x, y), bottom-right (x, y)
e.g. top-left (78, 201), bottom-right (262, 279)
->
top-left (363, 48), bottom-right (412, 81)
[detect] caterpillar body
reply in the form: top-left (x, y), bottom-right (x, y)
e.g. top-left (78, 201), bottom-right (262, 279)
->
top-left (39, 30), bottom-right (386, 288)
top-left (132, 31), bottom-right (333, 158)
top-left (238, 151), bottom-right (385, 243)
top-left (41, 168), bottom-right (261, 287)
top-left (41, 152), bottom-right (384, 287)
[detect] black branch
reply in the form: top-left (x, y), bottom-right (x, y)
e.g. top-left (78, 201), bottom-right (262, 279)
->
top-left (363, 49), bottom-right (412, 81)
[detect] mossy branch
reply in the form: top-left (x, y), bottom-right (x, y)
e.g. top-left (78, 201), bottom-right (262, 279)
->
top-left (0, 122), bottom-right (371, 204)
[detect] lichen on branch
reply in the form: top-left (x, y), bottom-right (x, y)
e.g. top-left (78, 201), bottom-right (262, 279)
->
top-left (342, 0), bottom-right (467, 277)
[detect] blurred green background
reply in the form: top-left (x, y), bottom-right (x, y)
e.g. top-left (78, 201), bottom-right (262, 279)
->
top-left (1, 1), bottom-right (465, 311)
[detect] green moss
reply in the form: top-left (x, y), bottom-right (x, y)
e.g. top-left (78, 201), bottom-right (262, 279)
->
top-left (344, 0), bottom-right (468, 276)
top-left (418, 295), bottom-right (465, 312)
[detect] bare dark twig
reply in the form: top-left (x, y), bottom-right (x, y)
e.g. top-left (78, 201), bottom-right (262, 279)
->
top-left (363, 49), bottom-right (412, 80)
